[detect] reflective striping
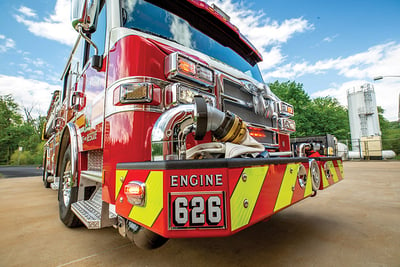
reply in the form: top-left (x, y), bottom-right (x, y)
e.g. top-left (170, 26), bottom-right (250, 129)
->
top-left (330, 162), bottom-right (339, 183)
top-left (337, 160), bottom-right (344, 179)
top-left (115, 170), bottom-right (128, 200)
top-left (129, 171), bottom-right (163, 227)
top-left (76, 114), bottom-right (86, 129)
top-left (304, 165), bottom-right (313, 197)
top-left (230, 166), bottom-right (268, 231)
top-left (274, 163), bottom-right (299, 212)
top-left (320, 163), bottom-right (330, 188)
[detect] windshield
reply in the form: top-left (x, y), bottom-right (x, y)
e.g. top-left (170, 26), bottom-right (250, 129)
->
top-left (121, 0), bottom-right (263, 82)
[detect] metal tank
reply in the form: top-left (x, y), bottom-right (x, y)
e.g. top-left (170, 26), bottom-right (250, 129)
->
top-left (347, 83), bottom-right (382, 159)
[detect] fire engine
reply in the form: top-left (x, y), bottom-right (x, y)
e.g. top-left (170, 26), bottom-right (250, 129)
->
top-left (42, 0), bottom-right (343, 249)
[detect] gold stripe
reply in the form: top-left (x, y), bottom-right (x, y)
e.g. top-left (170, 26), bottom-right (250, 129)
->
top-left (129, 171), bottom-right (163, 227)
top-left (76, 115), bottom-right (86, 128)
top-left (115, 170), bottom-right (128, 200)
top-left (274, 163), bottom-right (298, 212)
top-left (230, 166), bottom-right (268, 231)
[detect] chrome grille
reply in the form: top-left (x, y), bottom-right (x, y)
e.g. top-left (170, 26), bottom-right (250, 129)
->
top-left (221, 78), bottom-right (275, 129)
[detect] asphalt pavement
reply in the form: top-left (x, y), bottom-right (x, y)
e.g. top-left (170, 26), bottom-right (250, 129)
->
top-left (0, 165), bottom-right (42, 178)
top-left (0, 161), bottom-right (399, 266)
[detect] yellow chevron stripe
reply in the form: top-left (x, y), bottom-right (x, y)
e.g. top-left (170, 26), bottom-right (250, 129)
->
top-left (338, 160), bottom-right (344, 178)
top-left (274, 163), bottom-right (299, 212)
top-left (115, 170), bottom-right (128, 200)
top-left (330, 162), bottom-right (339, 183)
top-left (129, 171), bottom-right (163, 227)
top-left (230, 166), bottom-right (268, 231)
top-left (304, 165), bottom-right (313, 197)
top-left (321, 163), bottom-right (330, 188)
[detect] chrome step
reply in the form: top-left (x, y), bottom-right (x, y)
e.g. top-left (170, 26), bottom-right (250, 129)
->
top-left (71, 187), bottom-right (117, 229)
top-left (80, 170), bottom-right (102, 183)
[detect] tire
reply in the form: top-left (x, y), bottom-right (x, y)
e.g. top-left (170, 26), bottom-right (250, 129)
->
top-left (58, 145), bottom-right (81, 227)
top-left (309, 159), bottom-right (321, 192)
top-left (42, 153), bottom-right (51, 188)
top-left (131, 228), bottom-right (168, 249)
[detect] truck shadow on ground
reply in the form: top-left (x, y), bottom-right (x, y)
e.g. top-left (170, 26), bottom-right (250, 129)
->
top-left (140, 209), bottom-right (343, 266)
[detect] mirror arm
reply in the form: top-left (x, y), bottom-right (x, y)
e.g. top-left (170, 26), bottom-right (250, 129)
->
top-left (78, 25), bottom-right (102, 71)
top-left (78, 25), bottom-right (98, 55)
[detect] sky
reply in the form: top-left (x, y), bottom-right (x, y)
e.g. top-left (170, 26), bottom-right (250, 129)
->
top-left (0, 0), bottom-right (399, 121)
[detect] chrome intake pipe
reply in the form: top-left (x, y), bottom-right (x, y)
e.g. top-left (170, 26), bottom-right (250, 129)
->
top-left (151, 96), bottom-right (260, 161)
top-left (151, 104), bottom-right (195, 161)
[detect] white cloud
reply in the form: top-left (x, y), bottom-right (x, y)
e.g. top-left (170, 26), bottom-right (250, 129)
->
top-left (0, 75), bottom-right (60, 118)
top-left (14, 0), bottom-right (77, 46)
top-left (206, 0), bottom-right (314, 70)
top-left (17, 6), bottom-right (37, 18)
top-left (266, 42), bottom-right (399, 80)
top-left (311, 79), bottom-right (400, 122)
top-left (322, 34), bottom-right (339, 43)
top-left (0, 34), bottom-right (16, 53)
top-left (302, 42), bottom-right (400, 121)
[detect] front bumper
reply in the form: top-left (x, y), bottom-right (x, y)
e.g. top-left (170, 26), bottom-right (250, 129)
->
top-left (115, 157), bottom-right (343, 238)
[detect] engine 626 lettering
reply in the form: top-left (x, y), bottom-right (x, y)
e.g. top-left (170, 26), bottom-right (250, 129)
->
top-left (169, 192), bottom-right (226, 230)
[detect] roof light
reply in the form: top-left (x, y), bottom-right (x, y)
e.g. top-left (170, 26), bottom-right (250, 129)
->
top-left (124, 181), bottom-right (146, 206)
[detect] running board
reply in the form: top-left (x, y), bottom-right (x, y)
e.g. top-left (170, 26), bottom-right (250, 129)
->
top-left (71, 187), bottom-right (117, 229)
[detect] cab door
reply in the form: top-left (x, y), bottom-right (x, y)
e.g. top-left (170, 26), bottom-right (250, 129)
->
top-left (72, 3), bottom-right (107, 151)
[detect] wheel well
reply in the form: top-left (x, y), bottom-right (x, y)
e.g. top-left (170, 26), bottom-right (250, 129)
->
top-left (56, 123), bottom-right (78, 179)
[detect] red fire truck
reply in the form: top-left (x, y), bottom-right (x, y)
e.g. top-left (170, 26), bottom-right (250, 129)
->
top-left (42, 0), bottom-right (343, 249)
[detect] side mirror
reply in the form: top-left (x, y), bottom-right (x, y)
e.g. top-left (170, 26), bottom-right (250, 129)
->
top-left (71, 0), bottom-right (100, 33)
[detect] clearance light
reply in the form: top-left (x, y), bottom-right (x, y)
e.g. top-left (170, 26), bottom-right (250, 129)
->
top-left (279, 102), bottom-right (294, 117)
top-left (120, 83), bottom-right (153, 103)
top-left (124, 181), bottom-right (146, 206)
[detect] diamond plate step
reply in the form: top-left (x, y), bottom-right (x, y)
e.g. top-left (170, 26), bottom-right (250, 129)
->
top-left (71, 187), bottom-right (117, 229)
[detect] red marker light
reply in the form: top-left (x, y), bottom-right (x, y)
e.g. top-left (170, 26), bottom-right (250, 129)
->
top-left (124, 181), bottom-right (146, 206)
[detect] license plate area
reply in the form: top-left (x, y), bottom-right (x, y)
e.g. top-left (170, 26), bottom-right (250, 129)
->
top-left (169, 192), bottom-right (226, 230)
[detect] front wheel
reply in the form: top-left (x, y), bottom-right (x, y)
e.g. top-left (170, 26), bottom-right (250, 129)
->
top-left (128, 227), bottom-right (168, 249)
top-left (309, 159), bottom-right (321, 192)
top-left (58, 144), bottom-right (81, 227)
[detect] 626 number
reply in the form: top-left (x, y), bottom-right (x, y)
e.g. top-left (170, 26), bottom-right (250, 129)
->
top-left (172, 195), bottom-right (223, 228)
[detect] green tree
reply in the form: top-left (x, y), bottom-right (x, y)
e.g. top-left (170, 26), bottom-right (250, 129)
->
top-left (378, 106), bottom-right (400, 155)
top-left (0, 95), bottom-right (44, 165)
top-left (269, 81), bottom-right (313, 137)
top-left (269, 81), bottom-right (349, 140)
top-left (0, 95), bottom-right (23, 164)
top-left (311, 97), bottom-right (350, 140)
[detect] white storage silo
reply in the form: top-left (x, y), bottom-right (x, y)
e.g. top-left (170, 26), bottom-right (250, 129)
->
top-left (347, 83), bottom-right (382, 159)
